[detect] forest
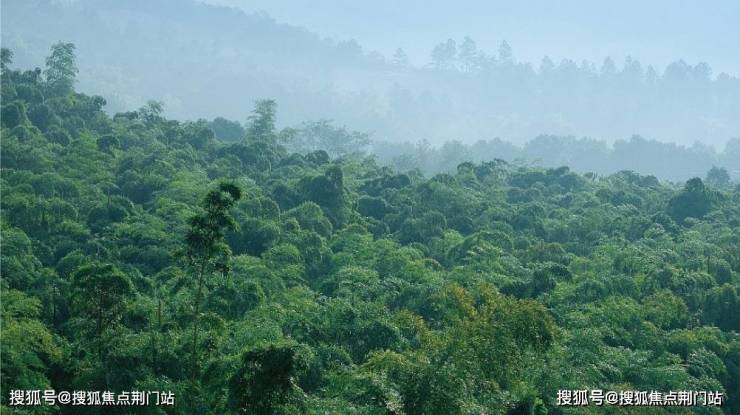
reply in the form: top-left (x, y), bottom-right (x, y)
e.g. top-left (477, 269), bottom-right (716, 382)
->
top-left (369, 135), bottom-right (738, 182)
top-left (1, 43), bottom-right (739, 414)
top-left (3, 0), bottom-right (740, 152)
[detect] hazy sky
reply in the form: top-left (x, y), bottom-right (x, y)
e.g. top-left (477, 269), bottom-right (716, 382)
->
top-left (205, 0), bottom-right (740, 76)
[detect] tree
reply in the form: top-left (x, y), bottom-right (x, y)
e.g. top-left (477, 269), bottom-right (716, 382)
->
top-left (705, 166), bottom-right (730, 188)
top-left (44, 42), bottom-right (78, 95)
top-left (431, 39), bottom-right (457, 70)
top-left (28, 103), bottom-right (58, 132)
top-left (247, 99), bottom-right (277, 141)
top-left (1, 289), bottom-right (61, 391)
top-left (228, 342), bottom-right (309, 414)
top-left (601, 57), bottom-right (617, 77)
top-left (70, 263), bottom-right (134, 358)
top-left (1, 47), bottom-right (13, 73)
top-left (284, 119), bottom-right (370, 157)
top-left (183, 182), bottom-right (242, 383)
top-left (702, 284), bottom-right (740, 331)
top-left (210, 116), bottom-right (245, 142)
top-left (298, 165), bottom-right (346, 226)
top-left (539, 56), bottom-right (555, 74)
top-left (392, 48), bottom-right (409, 67)
top-left (667, 178), bottom-right (715, 223)
top-left (498, 40), bottom-right (513, 62)
top-left (458, 36), bottom-right (478, 72)
top-left (139, 100), bottom-right (164, 124)
top-left (1, 102), bottom-right (28, 129)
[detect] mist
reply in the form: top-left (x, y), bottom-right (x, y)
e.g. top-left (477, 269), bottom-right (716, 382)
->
top-left (2, 0), bottom-right (739, 179)
top-left (3, 2), bottom-right (740, 411)
top-left (207, 0), bottom-right (740, 75)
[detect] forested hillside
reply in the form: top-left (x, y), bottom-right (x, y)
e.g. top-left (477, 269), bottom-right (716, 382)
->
top-left (2, 45), bottom-right (739, 414)
top-left (371, 135), bottom-right (739, 182)
top-left (3, 0), bottom-right (739, 149)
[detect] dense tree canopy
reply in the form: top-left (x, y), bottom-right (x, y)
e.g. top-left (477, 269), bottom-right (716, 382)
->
top-left (1, 45), bottom-right (739, 414)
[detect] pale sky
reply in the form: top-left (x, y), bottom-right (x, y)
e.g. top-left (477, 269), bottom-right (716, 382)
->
top-left (205, 0), bottom-right (740, 76)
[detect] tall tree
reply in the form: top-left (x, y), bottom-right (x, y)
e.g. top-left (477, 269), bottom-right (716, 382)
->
top-left (705, 166), bottom-right (730, 188)
top-left (1, 47), bottom-right (13, 73)
top-left (392, 48), bottom-right (409, 67)
top-left (70, 263), bottom-right (133, 363)
top-left (228, 342), bottom-right (308, 414)
top-left (247, 99), bottom-right (277, 141)
top-left (458, 36), bottom-right (478, 72)
top-left (44, 42), bottom-right (78, 96)
top-left (183, 182), bottom-right (242, 383)
top-left (667, 177), bottom-right (715, 223)
top-left (431, 39), bottom-right (457, 70)
top-left (498, 40), bottom-right (513, 63)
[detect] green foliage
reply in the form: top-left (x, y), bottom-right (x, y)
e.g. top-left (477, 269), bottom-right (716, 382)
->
top-left (183, 181), bottom-right (243, 389)
top-left (702, 284), bottom-right (740, 331)
top-left (209, 117), bottom-right (244, 142)
top-left (247, 99), bottom-right (277, 141)
top-left (0, 47), bottom-right (13, 71)
top-left (282, 119), bottom-right (371, 158)
top-left (71, 263), bottom-right (134, 336)
top-left (44, 42), bottom-right (78, 96)
top-left (1, 289), bottom-right (61, 392)
top-left (228, 341), bottom-right (310, 414)
top-left (668, 178), bottom-right (717, 224)
top-left (1, 46), bottom-right (738, 414)
top-left (706, 166), bottom-right (731, 188)
top-left (1, 101), bottom-right (28, 128)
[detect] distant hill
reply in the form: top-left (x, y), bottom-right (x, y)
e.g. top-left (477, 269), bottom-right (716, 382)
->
top-left (2, 0), bottom-right (739, 148)
top-left (1, 0), bottom-right (382, 121)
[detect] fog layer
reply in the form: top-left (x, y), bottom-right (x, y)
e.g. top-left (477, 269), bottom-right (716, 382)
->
top-left (3, 0), bottom-right (739, 151)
